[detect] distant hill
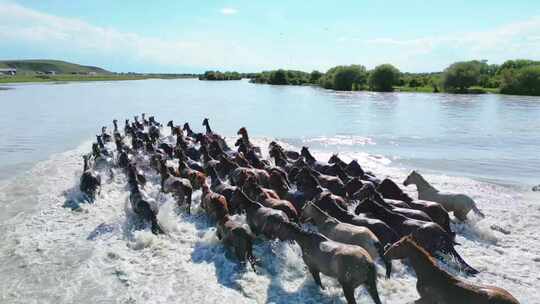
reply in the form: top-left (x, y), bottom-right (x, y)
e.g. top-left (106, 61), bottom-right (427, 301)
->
top-left (0, 60), bottom-right (111, 74)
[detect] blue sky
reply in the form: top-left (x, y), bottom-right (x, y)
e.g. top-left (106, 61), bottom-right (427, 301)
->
top-left (1, 1), bottom-right (539, 73)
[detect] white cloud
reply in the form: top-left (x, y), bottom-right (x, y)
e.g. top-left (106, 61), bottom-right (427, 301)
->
top-left (357, 17), bottom-right (540, 71)
top-left (1, 2), bottom-right (539, 73)
top-left (0, 2), bottom-right (257, 71)
top-left (220, 8), bottom-right (237, 15)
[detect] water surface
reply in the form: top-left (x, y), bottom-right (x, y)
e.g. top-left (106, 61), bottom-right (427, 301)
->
top-left (1, 79), bottom-right (539, 186)
top-left (0, 79), bottom-right (539, 304)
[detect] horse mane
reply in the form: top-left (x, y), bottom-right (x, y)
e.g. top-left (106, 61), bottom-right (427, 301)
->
top-left (286, 222), bottom-right (327, 242)
top-left (404, 236), bottom-right (459, 282)
top-left (301, 147), bottom-right (316, 162)
top-left (362, 184), bottom-right (388, 204)
top-left (411, 171), bottom-right (436, 190)
top-left (309, 202), bottom-right (339, 224)
top-left (363, 198), bottom-right (404, 223)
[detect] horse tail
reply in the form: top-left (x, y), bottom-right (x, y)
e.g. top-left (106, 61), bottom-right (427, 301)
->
top-left (375, 241), bottom-right (392, 278)
top-left (471, 204), bottom-right (485, 218)
top-left (449, 247), bottom-right (479, 275)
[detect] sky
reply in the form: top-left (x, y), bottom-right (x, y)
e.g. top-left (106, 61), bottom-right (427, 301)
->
top-left (1, 0), bottom-right (539, 73)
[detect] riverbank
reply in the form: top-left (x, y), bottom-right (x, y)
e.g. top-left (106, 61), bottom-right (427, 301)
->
top-left (394, 85), bottom-right (500, 94)
top-left (0, 74), bottom-right (196, 84)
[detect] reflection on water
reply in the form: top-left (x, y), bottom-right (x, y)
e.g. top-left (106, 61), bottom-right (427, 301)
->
top-left (0, 79), bottom-right (539, 185)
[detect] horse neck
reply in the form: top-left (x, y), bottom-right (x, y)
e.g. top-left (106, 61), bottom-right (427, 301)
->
top-left (202, 183), bottom-right (211, 196)
top-left (160, 165), bottom-right (171, 180)
top-left (335, 157), bottom-right (347, 167)
top-left (242, 195), bottom-right (260, 211)
top-left (323, 198), bottom-right (350, 220)
top-left (372, 191), bottom-right (390, 207)
top-left (414, 174), bottom-right (437, 192)
top-left (185, 125), bottom-right (194, 137)
top-left (228, 158), bottom-right (240, 170)
top-left (270, 179), bottom-right (289, 196)
top-left (370, 200), bottom-right (404, 224)
top-left (247, 184), bottom-right (265, 200)
top-left (208, 167), bottom-right (222, 186)
top-left (305, 151), bottom-right (316, 163)
top-left (310, 206), bottom-right (332, 226)
top-left (201, 146), bottom-right (212, 162)
top-left (273, 154), bottom-right (287, 167)
top-left (241, 132), bottom-right (250, 143)
top-left (335, 167), bottom-right (350, 182)
top-left (302, 184), bottom-right (321, 200)
top-left (289, 225), bottom-right (319, 248)
top-left (83, 158), bottom-right (89, 172)
top-left (203, 122), bottom-right (212, 134)
top-left (406, 243), bottom-right (453, 283)
top-left (235, 155), bottom-right (250, 168)
top-left (218, 214), bottom-right (230, 225)
top-left (248, 153), bottom-right (262, 167)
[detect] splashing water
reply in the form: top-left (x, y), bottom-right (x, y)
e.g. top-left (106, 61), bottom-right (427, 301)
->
top-left (0, 136), bottom-right (538, 304)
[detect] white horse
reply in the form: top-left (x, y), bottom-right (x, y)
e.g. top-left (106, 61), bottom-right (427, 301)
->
top-left (403, 171), bottom-right (485, 221)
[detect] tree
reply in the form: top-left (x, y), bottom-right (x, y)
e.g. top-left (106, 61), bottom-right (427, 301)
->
top-left (409, 78), bottom-right (421, 88)
top-left (320, 65), bottom-right (368, 91)
top-left (310, 70), bottom-right (323, 83)
top-left (269, 69), bottom-right (288, 85)
top-left (500, 65), bottom-right (540, 96)
top-left (442, 61), bottom-right (481, 92)
top-left (368, 64), bottom-right (400, 92)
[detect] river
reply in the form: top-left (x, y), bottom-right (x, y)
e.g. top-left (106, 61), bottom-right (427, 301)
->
top-left (0, 79), bottom-right (538, 303)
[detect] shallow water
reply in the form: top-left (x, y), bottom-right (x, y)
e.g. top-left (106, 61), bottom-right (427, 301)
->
top-left (0, 79), bottom-right (539, 303)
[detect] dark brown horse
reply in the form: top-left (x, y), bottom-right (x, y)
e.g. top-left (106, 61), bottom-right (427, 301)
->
top-left (385, 236), bottom-right (519, 304)
top-left (360, 198), bottom-right (478, 274)
top-left (243, 177), bottom-right (299, 222)
top-left (230, 189), bottom-right (289, 240)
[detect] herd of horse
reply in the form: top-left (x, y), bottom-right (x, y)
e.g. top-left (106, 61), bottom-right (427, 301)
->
top-left (79, 114), bottom-right (519, 304)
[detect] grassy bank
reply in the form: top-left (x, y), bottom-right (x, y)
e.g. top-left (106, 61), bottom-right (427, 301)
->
top-left (394, 85), bottom-right (500, 94)
top-left (0, 74), bottom-right (195, 84)
top-left (394, 86), bottom-right (437, 93)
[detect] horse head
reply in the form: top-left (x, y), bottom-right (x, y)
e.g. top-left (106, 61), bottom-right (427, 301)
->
top-left (403, 170), bottom-right (419, 186)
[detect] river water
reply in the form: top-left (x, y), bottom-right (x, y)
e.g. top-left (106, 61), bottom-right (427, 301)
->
top-left (0, 79), bottom-right (539, 303)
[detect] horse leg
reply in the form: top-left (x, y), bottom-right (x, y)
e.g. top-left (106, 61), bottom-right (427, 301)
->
top-left (340, 283), bottom-right (357, 304)
top-left (454, 209), bottom-right (468, 222)
top-left (184, 186), bottom-right (192, 215)
top-left (308, 266), bottom-right (324, 289)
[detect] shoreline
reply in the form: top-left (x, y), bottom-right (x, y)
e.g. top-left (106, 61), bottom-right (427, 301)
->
top-left (0, 74), bottom-right (197, 84)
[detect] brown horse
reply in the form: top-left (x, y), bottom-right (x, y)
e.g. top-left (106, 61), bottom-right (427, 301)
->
top-left (159, 160), bottom-right (193, 214)
top-left (201, 183), bottom-right (229, 221)
top-left (177, 159), bottom-right (206, 190)
top-left (278, 222), bottom-right (382, 304)
top-left (237, 127), bottom-right (261, 155)
top-left (216, 214), bottom-right (257, 271)
top-left (230, 189), bottom-right (289, 240)
top-left (385, 236), bottom-right (520, 304)
top-left (268, 168), bottom-right (308, 211)
top-left (243, 177), bottom-right (299, 222)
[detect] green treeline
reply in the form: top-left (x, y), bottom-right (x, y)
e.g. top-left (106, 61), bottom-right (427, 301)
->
top-left (199, 70), bottom-right (242, 81)
top-left (250, 59), bottom-right (540, 96)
